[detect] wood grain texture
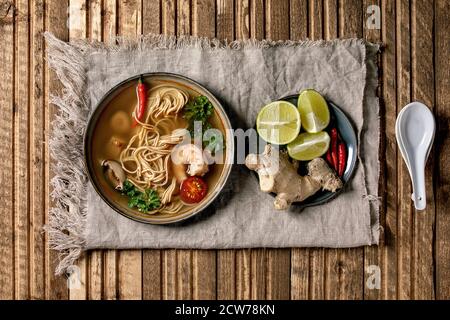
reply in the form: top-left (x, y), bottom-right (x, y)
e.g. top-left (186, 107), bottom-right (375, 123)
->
top-left (327, 0), bottom-right (364, 300)
top-left (435, 0), bottom-right (450, 301)
top-left (115, 0), bottom-right (143, 300)
top-left (410, 0), bottom-right (435, 300)
top-left (381, 0), bottom-right (398, 300)
top-left (264, 0), bottom-right (291, 300)
top-left (0, 0), bottom-right (448, 301)
top-left (68, 0), bottom-right (88, 301)
top-left (29, 0), bottom-right (48, 300)
top-left (189, 0), bottom-right (217, 301)
top-left (217, 250), bottom-right (236, 299)
top-left (0, 0), bottom-right (14, 300)
top-left (290, 0), bottom-right (307, 40)
top-left (363, 0), bottom-right (382, 301)
top-left (396, 0), bottom-right (412, 300)
top-left (140, 0), bottom-right (162, 302)
top-left (101, 0), bottom-right (118, 302)
top-left (87, 0), bottom-right (103, 301)
top-left (45, 0), bottom-right (70, 300)
top-left (14, 0), bottom-right (30, 300)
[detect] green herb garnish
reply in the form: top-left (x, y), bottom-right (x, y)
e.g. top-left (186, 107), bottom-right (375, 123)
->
top-left (183, 95), bottom-right (214, 137)
top-left (183, 95), bottom-right (225, 153)
top-left (122, 180), bottom-right (161, 213)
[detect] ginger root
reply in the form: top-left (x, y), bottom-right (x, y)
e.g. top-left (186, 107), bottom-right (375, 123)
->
top-left (245, 144), bottom-right (343, 210)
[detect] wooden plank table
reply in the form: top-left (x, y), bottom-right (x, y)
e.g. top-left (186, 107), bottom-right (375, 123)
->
top-left (0, 0), bottom-right (449, 300)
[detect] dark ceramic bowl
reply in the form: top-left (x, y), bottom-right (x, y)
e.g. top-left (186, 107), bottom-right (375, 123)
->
top-left (84, 73), bottom-right (234, 224)
top-left (254, 94), bottom-right (358, 209)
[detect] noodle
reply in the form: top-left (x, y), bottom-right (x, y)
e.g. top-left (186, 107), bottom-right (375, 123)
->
top-left (119, 85), bottom-right (189, 215)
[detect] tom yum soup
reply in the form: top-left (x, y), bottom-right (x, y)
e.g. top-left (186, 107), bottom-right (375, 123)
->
top-left (90, 76), bottom-right (228, 219)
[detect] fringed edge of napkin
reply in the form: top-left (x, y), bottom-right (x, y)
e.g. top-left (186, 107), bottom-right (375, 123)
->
top-left (43, 31), bottom-right (380, 275)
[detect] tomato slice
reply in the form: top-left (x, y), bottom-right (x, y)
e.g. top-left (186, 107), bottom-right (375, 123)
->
top-left (180, 177), bottom-right (208, 204)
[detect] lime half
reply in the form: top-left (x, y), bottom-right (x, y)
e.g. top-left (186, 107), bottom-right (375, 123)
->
top-left (297, 89), bottom-right (330, 133)
top-left (256, 101), bottom-right (301, 145)
top-left (287, 131), bottom-right (330, 161)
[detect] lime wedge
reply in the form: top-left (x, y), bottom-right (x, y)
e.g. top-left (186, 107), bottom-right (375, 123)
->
top-left (256, 101), bottom-right (301, 145)
top-left (297, 89), bottom-right (330, 133)
top-left (287, 132), bottom-right (330, 161)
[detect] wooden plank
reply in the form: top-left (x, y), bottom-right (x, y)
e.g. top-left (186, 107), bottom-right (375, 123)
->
top-left (309, 0), bottom-right (323, 39)
top-left (302, 0), bottom-right (328, 301)
top-left (103, 249), bottom-right (117, 300)
top-left (217, 0), bottom-right (235, 40)
top-left (289, 0), bottom-right (307, 40)
top-left (45, 0), bottom-right (70, 300)
top-left (236, 0), bottom-right (249, 40)
top-left (14, 0), bottom-right (30, 300)
top-left (380, 0), bottom-right (398, 300)
top-left (162, 0), bottom-right (176, 35)
top-left (118, 0), bottom-right (141, 36)
top-left (117, 251), bottom-right (142, 299)
top-left (338, 0), bottom-right (362, 38)
top-left (250, 0), bottom-right (264, 39)
top-left (265, 0), bottom-right (289, 41)
top-left (89, 0), bottom-right (102, 40)
top-left (363, 0), bottom-right (382, 300)
top-left (101, 0), bottom-right (118, 300)
top-left (235, 0), bottom-right (263, 301)
top-left (251, 249), bottom-right (266, 299)
top-left (396, 0), bottom-right (412, 300)
top-left (192, 0), bottom-right (215, 38)
top-left (236, 250), bottom-right (251, 299)
top-left (158, 0), bottom-right (178, 301)
top-left (141, 1), bottom-right (162, 301)
top-left (264, 0), bottom-right (291, 300)
top-left (177, 250), bottom-right (192, 299)
top-left (29, 0), bottom-right (47, 300)
top-left (87, 251), bottom-right (102, 300)
top-left (69, 0), bottom-right (87, 39)
top-left (87, 0), bottom-right (103, 300)
top-left (324, 0), bottom-right (338, 39)
top-left (0, 0), bottom-right (15, 300)
top-left (435, 0), bottom-right (450, 300)
top-left (362, 0), bottom-right (384, 300)
top-left (142, 250), bottom-right (162, 299)
top-left (68, 0), bottom-right (88, 300)
top-left (192, 251), bottom-right (216, 299)
top-left (177, 0), bottom-right (191, 35)
top-left (142, 0), bottom-right (161, 34)
top-left (116, 0), bottom-right (143, 300)
top-left (290, 249), bottom-right (308, 299)
top-left (266, 249), bottom-right (290, 299)
top-left (103, 0), bottom-right (117, 40)
top-left (325, 0), bottom-right (364, 300)
top-left (409, 0), bottom-right (435, 300)
top-left (289, 0), bottom-right (309, 300)
top-left (309, 249), bottom-right (325, 299)
top-left (326, 249), bottom-right (364, 299)
top-left (217, 250), bottom-right (235, 299)
top-left (187, 0), bottom-right (217, 301)
top-left (162, 250), bottom-right (177, 299)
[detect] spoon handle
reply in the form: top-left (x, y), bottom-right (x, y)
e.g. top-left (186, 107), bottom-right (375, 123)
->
top-left (410, 159), bottom-right (426, 211)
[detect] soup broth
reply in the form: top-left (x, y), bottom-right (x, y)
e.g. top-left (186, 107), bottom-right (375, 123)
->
top-left (91, 79), bottom-right (226, 219)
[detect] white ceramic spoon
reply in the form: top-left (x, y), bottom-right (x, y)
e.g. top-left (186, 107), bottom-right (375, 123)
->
top-left (395, 102), bottom-right (435, 210)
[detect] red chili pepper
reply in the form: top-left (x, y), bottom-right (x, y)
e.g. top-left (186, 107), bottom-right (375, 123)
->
top-left (330, 128), bottom-right (339, 172)
top-left (326, 148), bottom-right (334, 168)
top-left (132, 76), bottom-right (147, 127)
top-left (338, 141), bottom-right (347, 177)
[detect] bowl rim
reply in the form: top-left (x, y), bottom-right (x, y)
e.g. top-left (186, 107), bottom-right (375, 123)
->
top-left (83, 72), bottom-right (235, 225)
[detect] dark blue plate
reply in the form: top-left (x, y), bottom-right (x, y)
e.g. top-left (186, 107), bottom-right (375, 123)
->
top-left (254, 94), bottom-right (358, 209)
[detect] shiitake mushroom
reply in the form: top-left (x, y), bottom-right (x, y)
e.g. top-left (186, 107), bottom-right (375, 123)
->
top-left (102, 160), bottom-right (126, 190)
